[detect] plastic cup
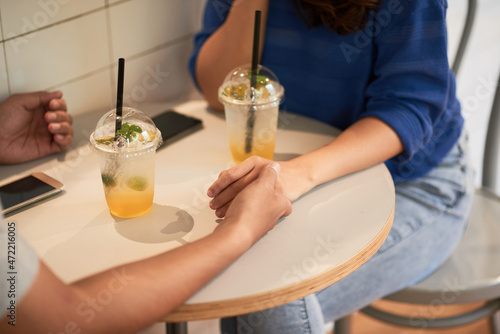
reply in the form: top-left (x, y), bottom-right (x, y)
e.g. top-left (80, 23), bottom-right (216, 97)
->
top-left (218, 64), bottom-right (284, 163)
top-left (90, 107), bottom-right (162, 218)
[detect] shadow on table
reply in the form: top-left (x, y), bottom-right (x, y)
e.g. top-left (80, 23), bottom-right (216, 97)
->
top-left (114, 203), bottom-right (194, 244)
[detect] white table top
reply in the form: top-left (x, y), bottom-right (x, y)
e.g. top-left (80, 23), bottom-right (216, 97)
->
top-left (0, 99), bottom-right (395, 321)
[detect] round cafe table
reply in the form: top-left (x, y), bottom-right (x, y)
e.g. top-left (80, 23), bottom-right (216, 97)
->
top-left (159, 101), bottom-right (395, 330)
top-left (0, 99), bottom-right (394, 333)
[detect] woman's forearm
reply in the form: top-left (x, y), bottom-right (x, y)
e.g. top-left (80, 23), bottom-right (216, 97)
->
top-left (287, 117), bottom-right (404, 196)
top-left (196, 0), bottom-right (269, 110)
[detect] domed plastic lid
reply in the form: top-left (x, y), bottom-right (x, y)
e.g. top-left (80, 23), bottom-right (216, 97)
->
top-left (218, 64), bottom-right (284, 106)
top-left (90, 107), bottom-right (162, 152)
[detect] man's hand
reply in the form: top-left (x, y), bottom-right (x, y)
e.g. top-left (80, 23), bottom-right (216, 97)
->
top-left (207, 156), bottom-right (310, 218)
top-left (215, 162), bottom-right (292, 245)
top-left (0, 91), bottom-right (73, 164)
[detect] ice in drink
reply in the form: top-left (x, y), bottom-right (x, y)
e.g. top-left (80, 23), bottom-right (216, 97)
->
top-left (218, 64), bottom-right (284, 163)
top-left (90, 107), bottom-right (162, 218)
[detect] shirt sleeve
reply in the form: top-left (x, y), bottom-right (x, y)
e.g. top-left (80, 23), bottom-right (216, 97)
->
top-left (0, 208), bottom-right (39, 319)
top-left (188, 0), bottom-right (232, 90)
top-left (361, 0), bottom-right (453, 162)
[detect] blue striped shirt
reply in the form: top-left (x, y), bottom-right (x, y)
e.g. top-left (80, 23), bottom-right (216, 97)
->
top-left (189, 0), bottom-right (463, 183)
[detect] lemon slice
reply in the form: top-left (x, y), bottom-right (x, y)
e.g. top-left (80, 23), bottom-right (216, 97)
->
top-left (126, 176), bottom-right (148, 191)
top-left (138, 131), bottom-right (157, 142)
top-left (96, 136), bottom-right (115, 145)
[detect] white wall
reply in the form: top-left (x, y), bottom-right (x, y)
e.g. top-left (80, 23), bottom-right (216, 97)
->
top-left (447, 0), bottom-right (500, 194)
top-left (0, 0), bottom-right (205, 116)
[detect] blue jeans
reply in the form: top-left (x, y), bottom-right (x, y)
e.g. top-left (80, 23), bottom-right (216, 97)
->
top-left (220, 132), bottom-right (475, 334)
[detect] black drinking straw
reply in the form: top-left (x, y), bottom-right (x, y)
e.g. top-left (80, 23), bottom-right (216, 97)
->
top-left (245, 10), bottom-right (261, 154)
top-left (115, 58), bottom-right (125, 138)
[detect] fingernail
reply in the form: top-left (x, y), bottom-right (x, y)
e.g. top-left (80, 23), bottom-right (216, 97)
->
top-left (207, 189), bottom-right (214, 198)
top-left (215, 209), bottom-right (222, 217)
top-left (50, 123), bottom-right (61, 131)
top-left (268, 162), bottom-right (280, 175)
top-left (209, 200), bottom-right (215, 210)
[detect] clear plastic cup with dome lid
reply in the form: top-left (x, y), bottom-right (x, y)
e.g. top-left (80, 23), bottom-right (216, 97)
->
top-left (218, 64), bottom-right (284, 163)
top-left (90, 107), bottom-right (162, 218)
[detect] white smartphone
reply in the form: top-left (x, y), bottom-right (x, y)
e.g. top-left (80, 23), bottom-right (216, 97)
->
top-left (0, 172), bottom-right (64, 215)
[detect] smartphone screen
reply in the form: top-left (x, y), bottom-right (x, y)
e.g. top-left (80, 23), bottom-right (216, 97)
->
top-left (152, 110), bottom-right (203, 149)
top-left (0, 174), bottom-right (63, 214)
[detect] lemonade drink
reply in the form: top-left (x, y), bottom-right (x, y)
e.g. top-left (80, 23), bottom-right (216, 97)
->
top-left (219, 64), bottom-right (284, 163)
top-left (225, 103), bottom-right (278, 163)
top-left (97, 141), bottom-right (156, 218)
top-left (90, 107), bottom-right (162, 218)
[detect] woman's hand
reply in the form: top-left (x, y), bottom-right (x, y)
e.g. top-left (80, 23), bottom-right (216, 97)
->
top-left (208, 156), bottom-right (312, 218)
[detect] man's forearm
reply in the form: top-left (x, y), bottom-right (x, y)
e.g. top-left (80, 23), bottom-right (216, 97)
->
top-left (7, 223), bottom-right (253, 334)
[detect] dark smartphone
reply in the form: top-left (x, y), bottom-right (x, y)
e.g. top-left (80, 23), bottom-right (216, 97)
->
top-left (0, 173), bottom-right (64, 215)
top-left (152, 110), bottom-right (203, 149)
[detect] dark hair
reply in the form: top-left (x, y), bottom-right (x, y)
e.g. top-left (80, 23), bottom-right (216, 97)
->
top-left (296, 0), bottom-right (382, 35)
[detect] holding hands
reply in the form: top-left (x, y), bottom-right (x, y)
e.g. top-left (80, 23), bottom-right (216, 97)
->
top-left (208, 156), bottom-right (309, 219)
top-left (0, 91), bottom-right (73, 164)
top-left (215, 161), bottom-right (292, 243)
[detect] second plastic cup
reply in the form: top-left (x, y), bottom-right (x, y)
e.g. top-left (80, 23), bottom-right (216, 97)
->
top-left (218, 64), bottom-right (284, 163)
top-left (90, 107), bottom-right (162, 218)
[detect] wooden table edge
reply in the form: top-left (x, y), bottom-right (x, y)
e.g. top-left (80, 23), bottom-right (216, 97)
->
top-left (163, 203), bottom-right (395, 322)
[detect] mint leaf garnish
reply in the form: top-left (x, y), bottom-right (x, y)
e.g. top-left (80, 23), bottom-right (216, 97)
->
top-left (116, 122), bottom-right (142, 141)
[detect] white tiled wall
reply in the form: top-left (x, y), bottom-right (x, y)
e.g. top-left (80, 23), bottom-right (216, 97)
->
top-left (0, 0), bottom-right (205, 116)
top-left (0, 1), bottom-right (104, 37)
top-left (108, 0), bottom-right (199, 59)
top-left (6, 10), bottom-right (110, 93)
